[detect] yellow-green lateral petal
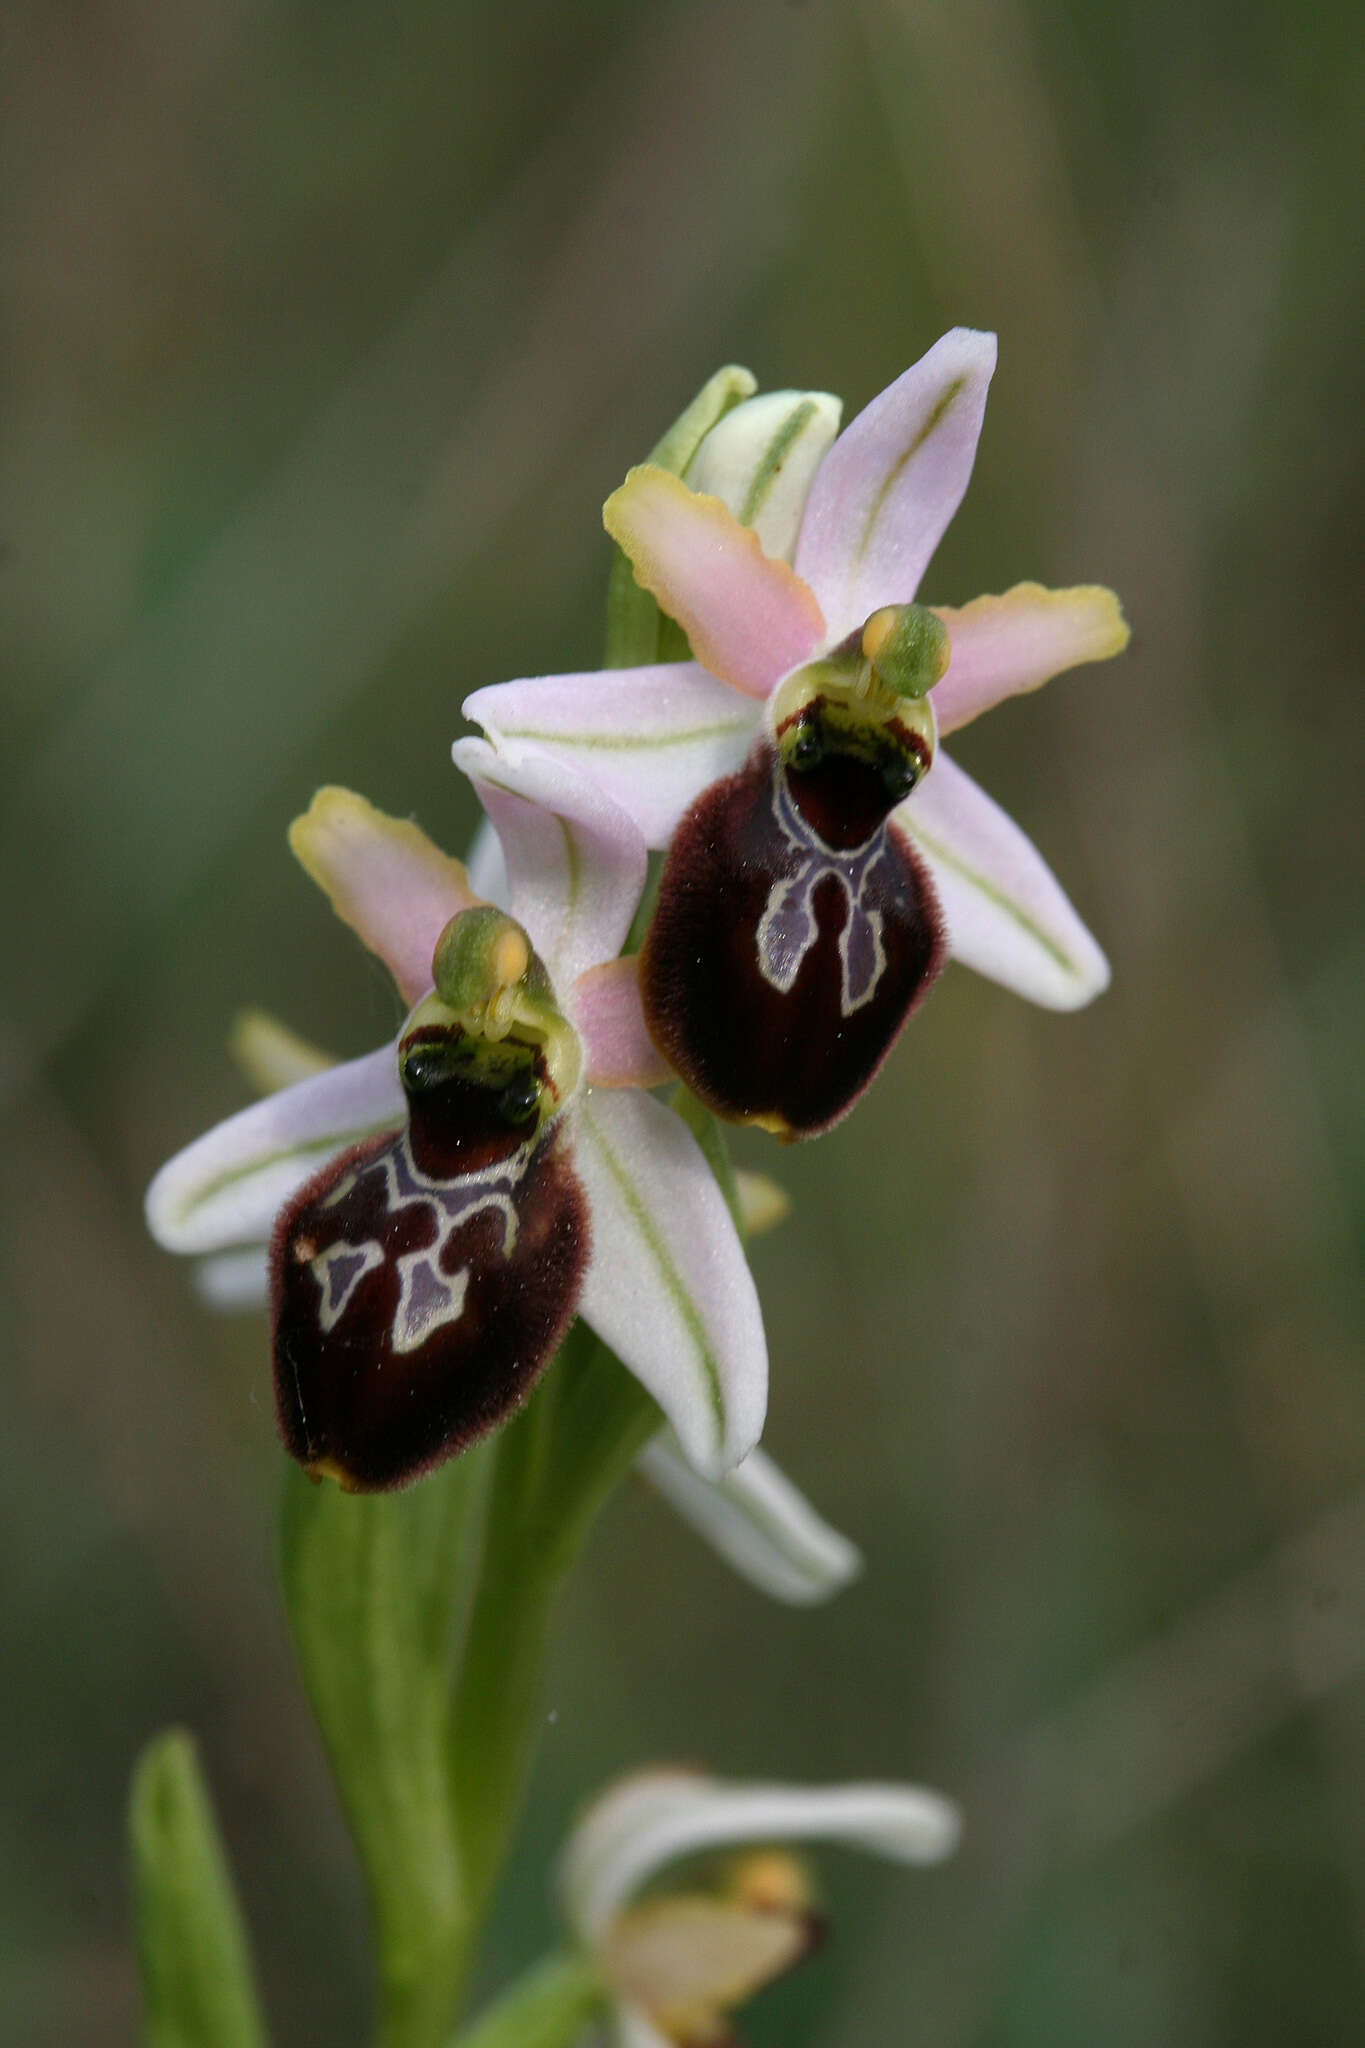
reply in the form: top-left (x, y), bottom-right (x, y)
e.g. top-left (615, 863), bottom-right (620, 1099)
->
top-left (734, 1169), bottom-right (790, 1238)
top-left (229, 1008), bottom-right (333, 1094)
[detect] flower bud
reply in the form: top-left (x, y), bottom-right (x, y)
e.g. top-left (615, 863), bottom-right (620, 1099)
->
top-left (685, 389), bottom-right (842, 563)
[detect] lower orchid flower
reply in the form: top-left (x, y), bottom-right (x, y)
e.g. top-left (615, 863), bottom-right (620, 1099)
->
top-left (555, 1767), bottom-right (961, 2047)
top-left (465, 328), bottom-right (1129, 1137)
top-left (192, 999), bottom-right (861, 1597)
top-left (146, 750), bottom-right (767, 1490)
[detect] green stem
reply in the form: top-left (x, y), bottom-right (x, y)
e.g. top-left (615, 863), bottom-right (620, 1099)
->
top-left (279, 1450), bottom-right (491, 2048)
top-left (448, 1328), bottom-right (659, 1937)
top-left (376, 1948), bottom-right (467, 2048)
top-left (284, 362), bottom-right (747, 2043)
top-left (449, 1953), bottom-right (605, 2048)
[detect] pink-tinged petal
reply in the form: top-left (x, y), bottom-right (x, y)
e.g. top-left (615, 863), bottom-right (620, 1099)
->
top-left (794, 330), bottom-right (997, 639)
top-left (464, 663), bottom-right (758, 850)
top-left (573, 1089), bottom-right (767, 1479)
top-left (561, 1771), bottom-right (961, 1942)
top-left (931, 583), bottom-right (1131, 735)
top-left (145, 1045), bottom-right (403, 1255)
top-left (895, 752), bottom-right (1109, 1010)
top-left (637, 1436), bottom-right (862, 1606)
top-left (288, 788), bottom-right (478, 1006)
top-left (569, 958), bottom-right (674, 1091)
top-left (603, 466), bottom-right (826, 698)
top-left (453, 738), bottom-right (648, 989)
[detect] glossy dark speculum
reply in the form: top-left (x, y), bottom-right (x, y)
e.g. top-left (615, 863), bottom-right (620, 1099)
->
top-left (270, 1035), bottom-right (587, 1490)
top-left (640, 725), bottom-right (945, 1138)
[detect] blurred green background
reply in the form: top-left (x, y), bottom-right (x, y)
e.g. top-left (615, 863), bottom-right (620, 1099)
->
top-left (3, 0), bottom-right (1363, 2041)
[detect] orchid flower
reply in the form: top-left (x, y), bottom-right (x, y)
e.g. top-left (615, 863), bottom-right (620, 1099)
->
top-left (557, 1767), bottom-right (960, 2047)
top-left (465, 330), bottom-right (1129, 1136)
top-left (151, 796), bottom-right (860, 1599)
top-left (192, 1025), bottom-right (860, 1603)
top-left (146, 754), bottom-right (767, 1490)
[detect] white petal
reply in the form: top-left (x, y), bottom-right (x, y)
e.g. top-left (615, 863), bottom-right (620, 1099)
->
top-left (686, 390), bottom-right (842, 563)
top-left (896, 752), bottom-right (1110, 1010)
top-left (637, 1436), bottom-right (862, 1606)
top-left (145, 1044), bottom-right (403, 1255)
top-left (561, 1771), bottom-right (961, 1943)
top-left (795, 329), bottom-right (996, 640)
top-left (194, 1247), bottom-right (270, 1312)
top-left (464, 664), bottom-right (758, 849)
top-left (463, 815), bottom-right (510, 908)
top-left (573, 1090), bottom-right (767, 1479)
top-left (615, 2007), bottom-right (672, 2048)
top-left (453, 738), bottom-right (648, 989)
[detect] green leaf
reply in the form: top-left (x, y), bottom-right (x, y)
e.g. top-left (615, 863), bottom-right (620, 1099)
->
top-left (449, 1952), bottom-right (605, 2048)
top-left (128, 1728), bottom-right (269, 2048)
top-left (604, 363), bottom-right (757, 669)
top-left (279, 1452), bottom-right (489, 2048)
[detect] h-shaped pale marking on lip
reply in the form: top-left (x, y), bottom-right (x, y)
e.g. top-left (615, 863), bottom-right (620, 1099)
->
top-left (306, 1124), bottom-right (538, 1353)
top-left (754, 766), bottom-right (899, 1016)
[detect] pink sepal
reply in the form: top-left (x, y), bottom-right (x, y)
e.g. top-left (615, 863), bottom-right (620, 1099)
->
top-left (794, 329), bottom-right (996, 639)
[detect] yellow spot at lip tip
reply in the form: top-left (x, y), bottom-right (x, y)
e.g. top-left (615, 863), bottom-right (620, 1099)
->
top-left (306, 1457), bottom-right (363, 1494)
top-left (744, 1107), bottom-right (796, 1141)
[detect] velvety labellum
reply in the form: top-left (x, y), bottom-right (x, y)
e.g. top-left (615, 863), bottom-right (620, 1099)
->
top-left (271, 1049), bottom-right (587, 1490)
top-left (641, 736), bottom-right (945, 1137)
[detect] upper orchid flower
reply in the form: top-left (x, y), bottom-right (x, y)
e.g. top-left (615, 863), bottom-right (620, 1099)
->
top-left (465, 329), bottom-right (1129, 1136)
top-left (556, 1767), bottom-right (960, 2047)
top-left (146, 748), bottom-right (767, 1490)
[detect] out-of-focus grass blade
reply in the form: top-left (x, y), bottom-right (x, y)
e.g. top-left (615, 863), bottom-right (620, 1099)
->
top-left (128, 1727), bottom-right (269, 2048)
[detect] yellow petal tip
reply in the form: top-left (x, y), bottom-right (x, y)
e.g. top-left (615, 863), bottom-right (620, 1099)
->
top-left (1084, 585), bottom-right (1131, 659)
